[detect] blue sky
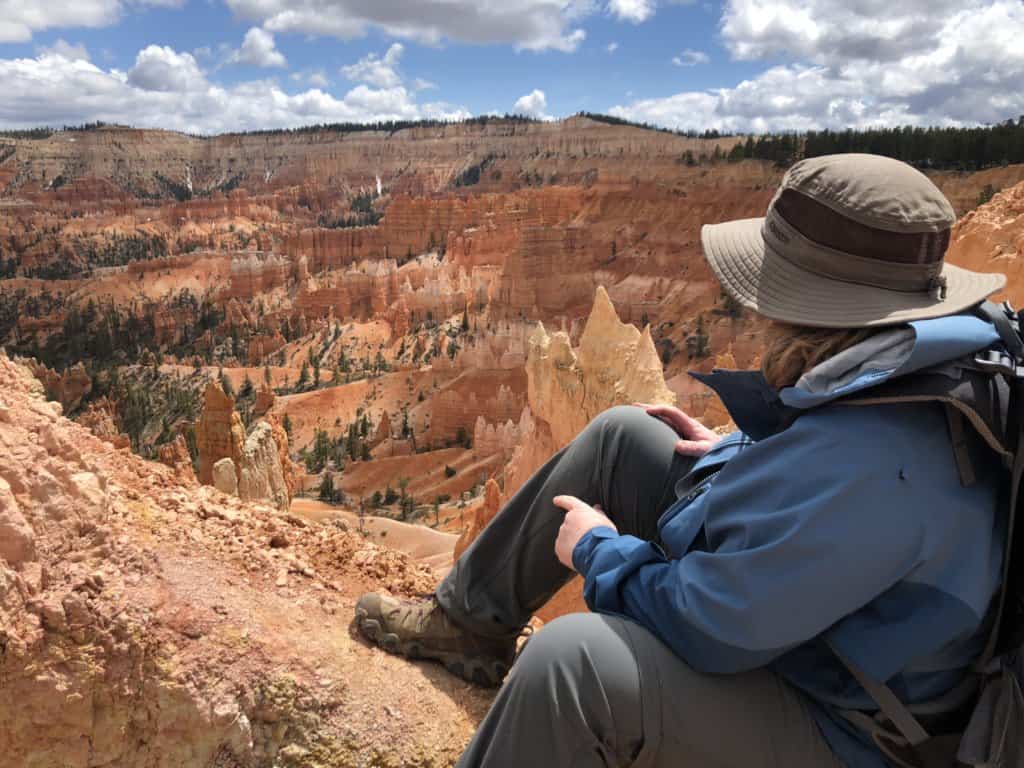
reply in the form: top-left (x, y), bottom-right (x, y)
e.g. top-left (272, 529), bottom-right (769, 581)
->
top-left (0, 1), bottom-right (1021, 134)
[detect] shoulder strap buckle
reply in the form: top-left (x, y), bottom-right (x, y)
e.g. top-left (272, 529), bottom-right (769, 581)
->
top-left (976, 301), bottom-right (1024, 371)
top-left (973, 349), bottom-right (1024, 379)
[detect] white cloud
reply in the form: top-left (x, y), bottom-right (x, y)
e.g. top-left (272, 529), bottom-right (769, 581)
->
top-left (412, 77), bottom-right (438, 91)
top-left (291, 70), bottom-right (331, 87)
top-left (0, 47), bottom-right (471, 134)
top-left (0, 0), bottom-right (184, 43)
top-left (308, 70), bottom-right (330, 88)
top-left (37, 39), bottom-right (91, 62)
top-left (225, 0), bottom-right (588, 52)
top-left (607, 41), bottom-right (619, 53)
top-left (229, 27), bottom-right (287, 68)
top-left (0, 0), bottom-right (120, 42)
top-left (608, 0), bottom-right (655, 22)
top-left (127, 45), bottom-right (206, 92)
top-left (722, 0), bottom-right (972, 63)
top-left (513, 89), bottom-right (552, 120)
top-left (342, 43), bottom-right (404, 88)
top-left (612, 0), bottom-right (1024, 132)
top-left (672, 49), bottom-right (709, 66)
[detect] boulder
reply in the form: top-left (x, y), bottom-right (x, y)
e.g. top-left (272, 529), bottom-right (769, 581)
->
top-left (212, 457), bottom-right (238, 495)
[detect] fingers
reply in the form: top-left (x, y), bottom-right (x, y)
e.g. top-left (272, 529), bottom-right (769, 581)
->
top-left (671, 409), bottom-right (710, 436)
top-left (675, 439), bottom-right (714, 457)
top-left (643, 405), bottom-right (684, 431)
top-left (643, 404), bottom-right (676, 417)
top-left (553, 495), bottom-right (583, 512)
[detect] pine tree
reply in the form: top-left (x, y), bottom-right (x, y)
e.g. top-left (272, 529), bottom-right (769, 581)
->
top-left (318, 472), bottom-right (336, 503)
top-left (348, 422), bottom-right (359, 461)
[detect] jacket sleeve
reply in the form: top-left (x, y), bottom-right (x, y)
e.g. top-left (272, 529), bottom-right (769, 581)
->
top-left (572, 407), bottom-right (928, 674)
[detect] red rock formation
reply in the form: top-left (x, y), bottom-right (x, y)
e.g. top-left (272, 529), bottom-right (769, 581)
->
top-left (369, 410), bottom-right (392, 448)
top-left (266, 414), bottom-right (300, 501)
top-left (453, 479), bottom-right (502, 561)
top-left (76, 397), bottom-right (130, 449)
top-left (424, 370), bottom-right (526, 448)
top-left (252, 386), bottom-right (275, 417)
top-left (194, 381), bottom-right (296, 510)
top-left (248, 332), bottom-right (287, 365)
top-left (195, 381), bottom-right (246, 486)
top-left (225, 252), bottom-right (293, 301)
top-left (23, 360), bottom-right (92, 413)
top-left (157, 434), bottom-right (197, 484)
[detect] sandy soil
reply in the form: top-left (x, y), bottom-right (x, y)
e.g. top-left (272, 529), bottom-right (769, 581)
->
top-left (272, 368), bottom-right (453, 449)
top-left (292, 498), bottom-right (457, 575)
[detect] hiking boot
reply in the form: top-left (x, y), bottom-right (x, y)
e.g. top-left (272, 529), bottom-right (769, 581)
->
top-left (354, 593), bottom-right (516, 687)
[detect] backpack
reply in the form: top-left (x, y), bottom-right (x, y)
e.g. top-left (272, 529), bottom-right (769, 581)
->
top-left (828, 300), bottom-right (1024, 768)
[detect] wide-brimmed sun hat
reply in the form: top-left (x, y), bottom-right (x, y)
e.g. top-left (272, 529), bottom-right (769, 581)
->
top-left (701, 153), bottom-right (1006, 328)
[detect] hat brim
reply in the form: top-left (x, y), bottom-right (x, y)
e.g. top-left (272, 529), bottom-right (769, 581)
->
top-left (702, 218), bottom-right (1007, 328)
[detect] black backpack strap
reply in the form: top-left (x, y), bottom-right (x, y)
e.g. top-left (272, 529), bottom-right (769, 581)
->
top-left (828, 639), bottom-right (931, 747)
top-left (975, 301), bottom-right (1024, 362)
top-left (976, 376), bottom-right (1024, 671)
top-left (944, 404), bottom-right (977, 487)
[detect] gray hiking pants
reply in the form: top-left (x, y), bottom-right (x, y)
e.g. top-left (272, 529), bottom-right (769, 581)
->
top-left (436, 406), bottom-right (843, 768)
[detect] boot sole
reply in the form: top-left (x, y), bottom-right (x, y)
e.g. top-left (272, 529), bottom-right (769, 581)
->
top-left (355, 608), bottom-right (509, 688)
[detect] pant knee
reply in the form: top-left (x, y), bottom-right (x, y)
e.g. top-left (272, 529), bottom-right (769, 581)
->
top-left (507, 614), bottom-right (646, 760)
top-left (513, 613), bottom-right (593, 682)
top-left (588, 405), bottom-right (653, 444)
top-left (512, 613), bottom-right (641, 704)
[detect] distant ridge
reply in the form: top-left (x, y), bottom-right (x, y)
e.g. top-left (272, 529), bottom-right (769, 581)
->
top-left (3, 113), bottom-right (1023, 172)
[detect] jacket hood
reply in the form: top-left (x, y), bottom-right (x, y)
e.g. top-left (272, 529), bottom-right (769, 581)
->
top-left (779, 314), bottom-right (1000, 410)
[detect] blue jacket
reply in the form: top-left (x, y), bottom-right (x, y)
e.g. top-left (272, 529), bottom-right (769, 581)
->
top-left (572, 315), bottom-right (1006, 768)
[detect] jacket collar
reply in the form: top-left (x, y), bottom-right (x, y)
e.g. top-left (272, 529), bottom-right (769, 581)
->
top-left (689, 369), bottom-right (796, 441)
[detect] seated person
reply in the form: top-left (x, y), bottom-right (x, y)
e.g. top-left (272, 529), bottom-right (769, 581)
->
top-left (356, 154), bottom-right (1008, 768)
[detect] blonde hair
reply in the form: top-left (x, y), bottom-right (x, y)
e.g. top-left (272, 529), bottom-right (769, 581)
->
top-left (761, 322), bottom-right (880, 390)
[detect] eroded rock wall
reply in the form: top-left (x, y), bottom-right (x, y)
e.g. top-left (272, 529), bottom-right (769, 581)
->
top-left (948, 181), bottom-right (1024, 306)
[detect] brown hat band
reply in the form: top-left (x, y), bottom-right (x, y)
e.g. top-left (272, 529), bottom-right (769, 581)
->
top-left (762, 206), bottom-right (946, 295)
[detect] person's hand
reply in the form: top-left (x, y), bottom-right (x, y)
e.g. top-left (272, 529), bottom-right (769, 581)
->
top-left (553, 495), bottom-right (617, 571)
top-left (633, 402), bottom-right (720, 458)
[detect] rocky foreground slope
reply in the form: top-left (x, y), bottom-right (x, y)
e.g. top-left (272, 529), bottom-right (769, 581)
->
top-left (949, 181), bottom-right (1024, 306)
top-left (0, 352), bottom-right (492, 768)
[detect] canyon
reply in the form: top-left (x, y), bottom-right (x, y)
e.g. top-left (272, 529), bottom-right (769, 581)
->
top-left (2, 116), bottom-right (1023, 766)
